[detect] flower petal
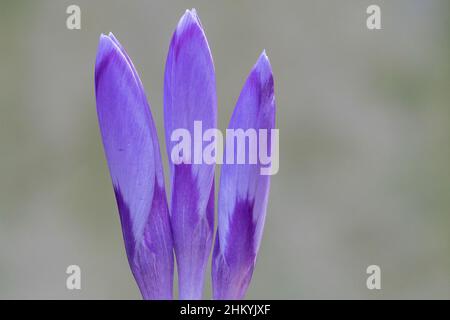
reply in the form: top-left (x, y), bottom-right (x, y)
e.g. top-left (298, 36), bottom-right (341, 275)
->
top-left (95, 33), bottom-right (173, 299)
top-left (164, 9), bottom-right (217, 299)
top-left (212, 52), bottom-right (276, 299)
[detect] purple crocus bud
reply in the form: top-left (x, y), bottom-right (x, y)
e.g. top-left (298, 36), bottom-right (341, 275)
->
top-left (164, 9), bottom-right (217, 299)
top-left (95, 33), bottom-right (174, 299)
top-left (212, 52), bottom-right (276, 299)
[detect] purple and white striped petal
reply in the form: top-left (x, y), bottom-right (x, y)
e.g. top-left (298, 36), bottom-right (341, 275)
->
top-left (95, 33), bottom-right (173, 299)
top-left (212, 52), bottom-right (276, 300)
top-left (164, 9), bottom-right (217, 299)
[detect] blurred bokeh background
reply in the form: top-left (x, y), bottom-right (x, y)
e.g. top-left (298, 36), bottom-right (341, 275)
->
top-left (0, 0), bottom-right (449, 299)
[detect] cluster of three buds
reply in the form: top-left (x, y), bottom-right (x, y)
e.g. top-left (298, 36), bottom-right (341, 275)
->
top-left (94, 9), bottom-right (276, 300)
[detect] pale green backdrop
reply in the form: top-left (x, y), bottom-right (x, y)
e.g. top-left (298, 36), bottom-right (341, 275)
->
top-left (0, 0), bottom-right (449, 299)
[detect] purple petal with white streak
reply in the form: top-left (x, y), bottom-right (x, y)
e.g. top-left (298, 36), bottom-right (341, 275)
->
top-left (212, 51), bottom-right (276, 300)
top-left (95, 33), bottom-right (173, 299)
top-left (164, 9), bottom-right (216, 299)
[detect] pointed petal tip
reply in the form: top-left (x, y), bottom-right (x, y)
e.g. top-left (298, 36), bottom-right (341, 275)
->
top-left (95, 34), bottom-right (118, 90)
top-left (170, 9), bottom-right (211, 62)
top-left (255, 49), bottom-right (273, 75)
top-left (177, 8), bottom-right (204, 34)
top-left (98, 33), bottom-right (109, 44)
top-left (188, 8), bottom-right (201, 23)
top-left (108, 32), bottom-right (119, 43)
top-left (99, 32), bottom-right (114, 41)
top-left (95, 33), bottom-right (121, 75)
top-left (97, 33), bottom-right (120, 58)
top-left (98, 32), bottom-right (119, 47)
top-left (184, 8), bottom-right (199, 21)
top-left (247, 50), bottom-right (275, 111)
top-left (261, 49), bottom-right (268, 59)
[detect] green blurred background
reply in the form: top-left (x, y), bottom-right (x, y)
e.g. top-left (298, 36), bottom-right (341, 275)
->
top-left (0, 0), bottom-right (449, 299)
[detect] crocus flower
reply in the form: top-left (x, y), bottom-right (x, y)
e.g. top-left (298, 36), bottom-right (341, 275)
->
top-left (95, 32), bottom-right (173, 299)
top-left (212, 51), bottom-right (275, 300)
top-left (94, 9), bottom-right (275, 300)
top-left (164, 9), bottom-right (216, 299)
